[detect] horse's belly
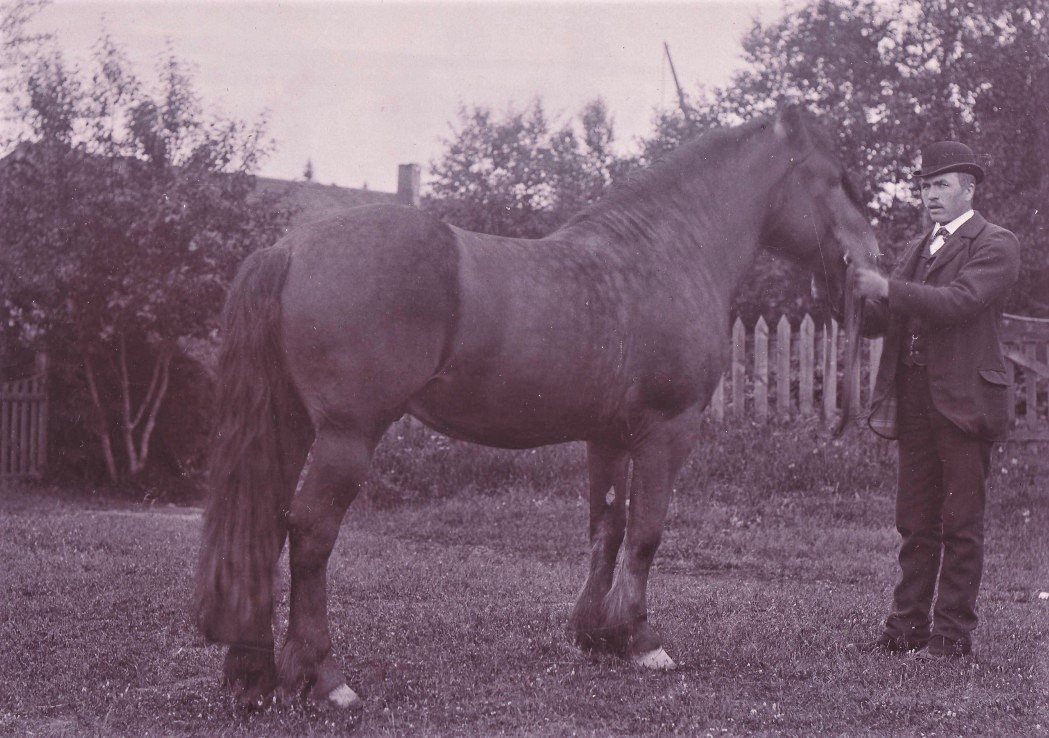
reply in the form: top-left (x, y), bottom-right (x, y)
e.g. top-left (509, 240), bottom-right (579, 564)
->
top-left (406, 378), bottom-right (606, 449)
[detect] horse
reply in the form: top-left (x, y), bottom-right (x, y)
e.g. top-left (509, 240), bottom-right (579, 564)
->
top-left (195, 105), bottom-right (878, 710)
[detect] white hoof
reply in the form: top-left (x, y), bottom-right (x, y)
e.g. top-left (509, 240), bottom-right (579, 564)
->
top-left (634, 647), bottom-right (677, 670)
top-left (327, 684), bottom-right (363, 709)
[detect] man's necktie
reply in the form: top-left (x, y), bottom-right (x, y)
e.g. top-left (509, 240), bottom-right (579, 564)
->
top-left (930, 226), bottom-right (950, 255)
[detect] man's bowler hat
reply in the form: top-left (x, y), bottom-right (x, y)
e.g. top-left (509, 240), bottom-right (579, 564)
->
top-left (912, 141), bottom-right (985, 183)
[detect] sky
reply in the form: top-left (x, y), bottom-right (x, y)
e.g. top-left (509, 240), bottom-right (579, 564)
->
top-left (29, 1), bottom-right (784, 193)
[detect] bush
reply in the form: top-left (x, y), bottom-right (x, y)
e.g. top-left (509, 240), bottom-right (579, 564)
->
top-left (363, 416), bottom-right (897, 514)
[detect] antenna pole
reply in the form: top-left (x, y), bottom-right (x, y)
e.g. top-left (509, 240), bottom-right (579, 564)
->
top-left (663, 42), bottom-right (693, 124)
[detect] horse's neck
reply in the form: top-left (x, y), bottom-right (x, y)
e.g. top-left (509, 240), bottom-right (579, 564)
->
top-left (555, 146), bottom-right (779, 303)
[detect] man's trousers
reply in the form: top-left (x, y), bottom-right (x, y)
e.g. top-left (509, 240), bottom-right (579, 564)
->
top-left (883, 364), bottom-right (993, 646)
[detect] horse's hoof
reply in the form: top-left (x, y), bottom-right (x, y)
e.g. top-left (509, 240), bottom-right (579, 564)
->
top-left (634, 647), bottom-right (677, 670)
top-left (326, 684), bottom-right (363, 710)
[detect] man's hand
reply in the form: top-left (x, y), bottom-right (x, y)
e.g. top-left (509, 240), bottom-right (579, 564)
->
top-left (852, 267), bottom-right (889, 300)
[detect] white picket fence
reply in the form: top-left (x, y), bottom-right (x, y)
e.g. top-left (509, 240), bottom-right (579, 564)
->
top-left (708, 314), bottom-right (1048, 441)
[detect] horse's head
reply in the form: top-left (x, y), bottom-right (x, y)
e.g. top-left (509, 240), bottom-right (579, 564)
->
top-left (759, 106), bottom-right (879, 434)
top-left (759, 105), bottom-right (879, 316)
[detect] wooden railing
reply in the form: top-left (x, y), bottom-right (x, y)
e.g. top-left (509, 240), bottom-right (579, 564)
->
top-left (707, 314), bottom-right (1049, 441)
top-left (1002, 314), bottom-right (1049, 441)
top-left (0, 355), bottom-right (48, 479)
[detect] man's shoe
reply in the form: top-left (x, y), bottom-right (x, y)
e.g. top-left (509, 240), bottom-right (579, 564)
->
top-left (847, 633), bottom-right (926, 655)
top-left (913, 634), bottom-right (972, 660)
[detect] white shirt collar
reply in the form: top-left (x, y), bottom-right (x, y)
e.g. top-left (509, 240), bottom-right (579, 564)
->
top-left (932, 209), bottom-right (975, 237)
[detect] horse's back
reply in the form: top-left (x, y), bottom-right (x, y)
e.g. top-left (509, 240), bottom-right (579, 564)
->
top-left (278, 205), bottom-right (461, 425)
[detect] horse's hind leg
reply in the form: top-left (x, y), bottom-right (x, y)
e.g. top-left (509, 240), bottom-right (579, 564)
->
top-left (277, 427), bottom-right (373, 709)
top-left (570, 442), bottom-right (629, 652)
top-left (223, 625), bottom-right (280, 709)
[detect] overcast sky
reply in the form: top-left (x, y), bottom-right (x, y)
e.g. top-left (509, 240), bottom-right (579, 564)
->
top-left (30, 1), bottom-right (783, 193)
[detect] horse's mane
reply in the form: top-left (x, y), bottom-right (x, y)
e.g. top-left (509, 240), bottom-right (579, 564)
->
top-left (559, 116), bottom-right (776, 245)
top-left (562, 111), bottom-right (863, 240)
top-left (568, 118), bottom-right (767, 227)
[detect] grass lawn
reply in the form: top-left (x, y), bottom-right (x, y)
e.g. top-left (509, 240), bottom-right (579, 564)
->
top-left (1, 422), bottom-right (1047, 736)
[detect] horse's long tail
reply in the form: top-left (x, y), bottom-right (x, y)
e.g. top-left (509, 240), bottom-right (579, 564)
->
top-left (195, 244), bottom-right (301, 644)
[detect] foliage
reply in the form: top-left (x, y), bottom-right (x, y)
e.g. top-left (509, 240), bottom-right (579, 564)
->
top-left (0, 20), bottom-right (289, 481)
top-left (0, 0), bottom-right (47, 122)
top-left (423, 99), bottom-right (626, 238)
top-left (648, 0), bottom-right (1049, 316)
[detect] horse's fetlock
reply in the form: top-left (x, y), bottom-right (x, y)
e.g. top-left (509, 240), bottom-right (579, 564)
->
top-left (278, 636), bottom-right (335, 698)
top-left (628, 620), bottom-right (663, 657)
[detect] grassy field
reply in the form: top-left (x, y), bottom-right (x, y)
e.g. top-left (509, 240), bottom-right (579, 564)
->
top-left (2, 421), bottom-right (1047, 737)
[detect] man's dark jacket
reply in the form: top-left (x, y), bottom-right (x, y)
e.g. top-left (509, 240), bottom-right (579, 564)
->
top-left (864, 211), bottom-right (1021, 441)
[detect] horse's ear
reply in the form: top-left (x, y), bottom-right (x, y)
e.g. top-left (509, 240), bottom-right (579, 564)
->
top-left (773, 105), bottom-right (811, 151)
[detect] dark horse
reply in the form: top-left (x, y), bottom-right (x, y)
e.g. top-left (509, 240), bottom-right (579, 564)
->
top-left (196, 106), bottom-right (878, 709)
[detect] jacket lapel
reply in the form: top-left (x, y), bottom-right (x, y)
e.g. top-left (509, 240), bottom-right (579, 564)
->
top-left (893, 234), bottom-right (927, 279)
top-left (926, 212), bottom-right (988, 276)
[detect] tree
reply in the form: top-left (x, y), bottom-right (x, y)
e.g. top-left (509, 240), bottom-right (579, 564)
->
top-left (424, 99), bottom-right (626, 238)
top-left (0, 31), bottom-right (289, 481)
top-left (959, 1), bottom-right (1049, 313)
top-left (675, 0), bottom-right (1049, 315)
top-left (0, 0), bottom-right (49, 130)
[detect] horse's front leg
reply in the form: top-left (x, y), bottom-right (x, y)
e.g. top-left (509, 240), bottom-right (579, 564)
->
top-left (277, 429), bottom-right (371, 710)
top-left (570, 442), bottom-right (629, 651)
top-left (602, 421), bottom-right (695, 669)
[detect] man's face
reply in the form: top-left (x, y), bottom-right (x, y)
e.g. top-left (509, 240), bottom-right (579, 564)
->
top-left (919, 172), bottom-right (973, 224)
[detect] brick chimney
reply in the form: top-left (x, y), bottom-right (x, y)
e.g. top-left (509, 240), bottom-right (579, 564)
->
top-left (397, 164), bottom-right (421, 207)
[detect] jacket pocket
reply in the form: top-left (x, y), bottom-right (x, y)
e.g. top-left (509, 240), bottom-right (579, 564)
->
top-left (979, 369), bottom-right (1011, 386)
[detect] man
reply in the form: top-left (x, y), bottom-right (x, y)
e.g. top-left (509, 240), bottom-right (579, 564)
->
top-left (851, 141), bottom-right (1020, 659)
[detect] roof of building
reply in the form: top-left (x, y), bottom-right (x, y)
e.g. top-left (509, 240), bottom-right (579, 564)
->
top-left (254, 176), bottom-right (400, 227)
top-left (1, 141), bottom-right (414, 229)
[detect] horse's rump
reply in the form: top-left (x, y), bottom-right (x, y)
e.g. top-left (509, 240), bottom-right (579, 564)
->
top-left (279, 205), bottom-right (463, 430)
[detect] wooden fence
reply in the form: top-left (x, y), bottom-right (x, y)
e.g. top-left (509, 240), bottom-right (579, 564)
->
top-left (0, 316), bottom-right (1044, 483)
top-left (0, 355), bottom-right (48, 479)
top-left (1002, 314), bottom-right (1049, 441)
top-left (707, 313), bottom-right (1049, 441)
